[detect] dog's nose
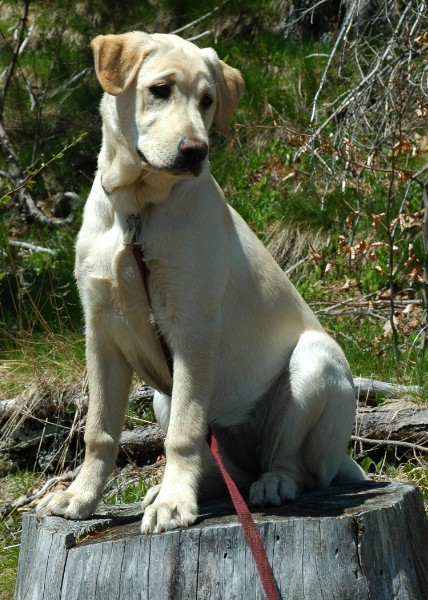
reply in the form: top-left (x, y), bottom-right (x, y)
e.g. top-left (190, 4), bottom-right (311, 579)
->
top-left (178, 137), bottom-right (208, 167)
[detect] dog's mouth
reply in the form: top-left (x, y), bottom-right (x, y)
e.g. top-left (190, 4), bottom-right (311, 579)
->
top-left (136, 138), bottom-right (208, 177)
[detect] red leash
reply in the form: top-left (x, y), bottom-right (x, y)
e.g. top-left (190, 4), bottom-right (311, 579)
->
top-left (132, 241), bottom-right (279, 600)
top-left (207, 432), bottom-right (279, 599)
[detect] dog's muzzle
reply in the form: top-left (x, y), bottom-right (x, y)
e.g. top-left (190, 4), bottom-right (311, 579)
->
top-left (136, 137), bottom-right (208, 176)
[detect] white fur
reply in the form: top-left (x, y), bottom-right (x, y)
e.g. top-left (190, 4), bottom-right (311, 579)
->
top-left (36, 32), bottom-right (366, 534)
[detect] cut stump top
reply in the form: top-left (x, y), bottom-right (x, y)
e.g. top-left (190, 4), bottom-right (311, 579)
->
top-left (15, 480), bottom-right (428, 600)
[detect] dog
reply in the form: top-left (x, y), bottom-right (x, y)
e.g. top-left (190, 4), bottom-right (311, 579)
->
top-left (36, 31), bottom-right (366, 534)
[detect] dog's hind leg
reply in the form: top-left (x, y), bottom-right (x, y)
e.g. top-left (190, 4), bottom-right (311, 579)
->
top-left (250, 330), bottom-right (366, 507)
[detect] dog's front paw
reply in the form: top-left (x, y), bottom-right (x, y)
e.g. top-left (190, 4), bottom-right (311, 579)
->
top-left (141, 488), bottom-right (197, 534)
top-left (36, 490), bottom-right (98, 520)
top-left (249, 472), bottom-right (302, 507)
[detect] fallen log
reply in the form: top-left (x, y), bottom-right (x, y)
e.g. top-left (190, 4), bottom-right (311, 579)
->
top-left (1, 377), bottom-right (426, 476)
top-left (355, 400), bottom-right (428, 448)
top-left (15, 481), bottom-right (428, 600)
top-left (0, 384), bottom-right (154, 420)
top-left (119, 425), bottom-right (165, 457)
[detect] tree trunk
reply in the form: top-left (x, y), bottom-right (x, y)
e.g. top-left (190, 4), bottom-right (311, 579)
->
top-left (15, 481), bottom-right (428, 600)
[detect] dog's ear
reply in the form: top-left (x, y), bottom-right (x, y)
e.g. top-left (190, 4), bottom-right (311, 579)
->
top-left (214, 60), bottom-right (244, 136)
top-left (91, 32), bottom-right (153, 96)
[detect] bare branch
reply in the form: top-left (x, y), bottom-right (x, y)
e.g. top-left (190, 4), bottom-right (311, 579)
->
top-left (310, 1), bottom-right (358, 125)
top-left (170, 2), bottom-right (225, 35)
top-left (8, 240), bottom-right (57, 255)
top-left (0, 466), bottom-right (81, 519)
top-left (353, 376), bottom-right (421, 399)
top-left (351, 435), bottom-right (428, 455)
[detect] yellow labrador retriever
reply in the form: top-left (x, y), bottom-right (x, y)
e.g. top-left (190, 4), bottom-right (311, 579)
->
top-left (36, 32), bottom-right (366, 533)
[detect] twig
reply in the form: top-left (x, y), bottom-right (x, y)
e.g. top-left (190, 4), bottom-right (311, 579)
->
top-left (0, 121), bottom-right (85, 227)
top-left (353, 376), bottom-right (421, 398)
top-left (170, 2), bottom-right (225, 35)
top-left (0, 466), bottom-right (81, 519)
top-left (49, 68), bottom-right (91, 101)
top-left (317, 308), bottom-right (387, 320)
top-left (311, 299), bottom-right (423, 310)
top-left (351, 435), bottom-right (428, 454)
top-left (187, 30), bottom-right (213, 42)
top-left (284, 257), bottom-right (308, 276)
top-left (309, 0), bottom-right (357, 125)
top-left (314, 297), bottom-right (354, 314)
top-left (1, 131), bottom-right (87, 202)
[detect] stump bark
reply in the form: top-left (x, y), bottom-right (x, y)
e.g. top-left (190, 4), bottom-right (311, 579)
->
top-left (15, 481), bottom-right (428, 600)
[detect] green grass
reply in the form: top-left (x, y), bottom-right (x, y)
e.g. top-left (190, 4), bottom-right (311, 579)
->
top-left (0, 472), bottom-right (43, 600)
top-left (103, 467), bottom-right (160, 506)
top-left (0, 333), bottom-right (85, 395)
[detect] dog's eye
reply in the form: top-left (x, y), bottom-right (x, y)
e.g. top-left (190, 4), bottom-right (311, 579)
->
top-left (201, 94), bottom-right (213, 108)
top-left (149, 84), bottom-right (171, 99)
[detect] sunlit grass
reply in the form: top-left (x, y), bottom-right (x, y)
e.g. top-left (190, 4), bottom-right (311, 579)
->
top-left (0, 332), bottom-right (85, 396)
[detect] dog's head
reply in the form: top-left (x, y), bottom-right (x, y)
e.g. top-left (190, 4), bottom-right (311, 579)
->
top-left (91, 32), bottom-right (243, 189)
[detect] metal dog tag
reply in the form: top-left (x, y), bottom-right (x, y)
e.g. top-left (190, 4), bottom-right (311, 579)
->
top-left (124, 214), bottom-right (142, 245)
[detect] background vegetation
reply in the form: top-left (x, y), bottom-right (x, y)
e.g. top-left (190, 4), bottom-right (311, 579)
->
top-left (0, 0), bottom-right (427, 597)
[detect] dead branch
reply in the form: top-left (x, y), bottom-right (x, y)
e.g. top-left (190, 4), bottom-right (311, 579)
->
top-left (0, 465), bottom-right (81, 519)
top-left (170, 3), bottom-right (224, 36)
top-left (351, 434), bottom-right (428, 454)
top-left (354, 377), bottom-right (421, 399)
top-left (119, 425), bottom-right (165, 456)
top-left (296, 1), bottom-right (425, 159)
top-left (309, 0), bottom-right (358, 125)
top-left (8, 240), bottom-right (57, 255)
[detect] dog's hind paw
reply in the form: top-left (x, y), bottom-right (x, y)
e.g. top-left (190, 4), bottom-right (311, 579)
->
top-left (35, 490), bottom-right (98, 520)
top-left (249, 472), bottom-right (302, 507)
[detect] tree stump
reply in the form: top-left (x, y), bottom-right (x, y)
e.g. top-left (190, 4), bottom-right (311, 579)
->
top-left (15, 481), bottom-right (428, 600)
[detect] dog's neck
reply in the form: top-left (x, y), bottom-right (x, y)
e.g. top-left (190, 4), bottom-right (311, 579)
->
top-left (97, 125), bottom-right (199, 215)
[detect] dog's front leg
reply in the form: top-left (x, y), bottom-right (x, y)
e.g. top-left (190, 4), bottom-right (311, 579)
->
top-left (36, 328), bottom-right (132, 519)
top-left (142, 330), bottom-right (217, 534)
